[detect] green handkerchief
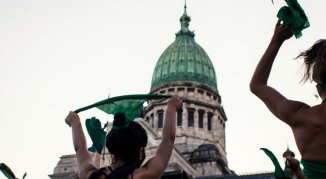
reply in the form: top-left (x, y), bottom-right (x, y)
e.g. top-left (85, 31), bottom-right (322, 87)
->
top-left (276, 0), bottom-right (310, 38)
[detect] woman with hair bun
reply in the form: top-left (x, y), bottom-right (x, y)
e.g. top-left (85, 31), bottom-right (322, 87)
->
top-left (65, 95), bottom-right (182, 179)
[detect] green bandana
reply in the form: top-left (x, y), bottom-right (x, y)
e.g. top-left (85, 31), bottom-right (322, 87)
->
top-left (75, 94), bottom-right (171, 121)
top-left (86, 117), bottom-right (108, 154)
top-left (0, 163), bottom-right (15, 179)
top-left (261, 148), bottom-right (291, 179)
top-left (77, 94), bottom-right (172, 153)
top-left (0, 163), bottom-right (27, 179)
top-left (275, 0), bottom-right (310, 38)
top-left (301, 159), bottom-right (326, 179)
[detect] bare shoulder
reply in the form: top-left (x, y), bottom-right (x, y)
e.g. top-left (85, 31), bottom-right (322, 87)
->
top-left (304, 103), bottom-right (326, 125)
top-left (277, 99), bottom-right (310, 125)
top-left (289, 102), bottom-right (326, 127)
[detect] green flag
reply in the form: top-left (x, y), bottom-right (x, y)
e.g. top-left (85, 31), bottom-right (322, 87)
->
top-left (85, 117), bottom-right (107, 154)
top-left (0, 163), bottom-right (27, 179)
top-left (260, 148), bottom-right (291, 179)
top-left (75, 94), bottom-right (171, 121)
top-left (22, 172), bottom-right (27, 179)
top-left (275, 0), bottom-right (310, 38)
top-left (0, 163), bottom-right (16, 179)
top-left (76, 94), bottom-right (171, 154)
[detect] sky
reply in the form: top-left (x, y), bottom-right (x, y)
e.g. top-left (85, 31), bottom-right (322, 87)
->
top-left (0, 0), bottom-right (325, 178)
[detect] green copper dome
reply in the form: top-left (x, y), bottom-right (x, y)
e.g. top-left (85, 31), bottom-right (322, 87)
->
top-left (151, 6), bottom-right (218, 92)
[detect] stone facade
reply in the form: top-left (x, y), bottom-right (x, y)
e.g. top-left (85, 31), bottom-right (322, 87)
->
top-left (48, 155), bottom-right (78, 179)
top-left (144, 82), bottom-right (231, 178)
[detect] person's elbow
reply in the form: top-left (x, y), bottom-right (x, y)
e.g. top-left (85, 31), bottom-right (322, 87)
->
top-left (249, 81), bottom-right (259, 94)
top-left (249, 81), bottom-right (265, 96)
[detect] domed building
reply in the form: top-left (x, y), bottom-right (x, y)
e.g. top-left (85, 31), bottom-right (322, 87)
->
top-left (142, 4), bottom-right (231, 177)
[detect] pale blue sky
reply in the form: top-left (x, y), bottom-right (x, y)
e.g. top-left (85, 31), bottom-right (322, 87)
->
top-left (0, 0), bottom-right (325, 178)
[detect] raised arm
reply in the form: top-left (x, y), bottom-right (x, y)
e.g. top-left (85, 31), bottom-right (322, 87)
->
top-left (140, 95), bottom-right (182, 178)
top-left (249, 21), bottom-right (307, 125)
top-left (286, 156), bottom-right (306, 179)
top-left (65, 112), bottom-right (96, 179)
top-left (250, 20), bottom-right (292, 88)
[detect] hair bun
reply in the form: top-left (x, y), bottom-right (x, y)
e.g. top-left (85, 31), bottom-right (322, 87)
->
top-left (112, 112), bottom-right (129, 130)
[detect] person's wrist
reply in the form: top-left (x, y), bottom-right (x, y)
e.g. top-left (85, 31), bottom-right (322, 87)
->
top-left (74, 118), bottom-right (81, 124)
top-left (70, 117), bottom-right (81, 126)
top-left (271, 36), bottom-right (285, 45)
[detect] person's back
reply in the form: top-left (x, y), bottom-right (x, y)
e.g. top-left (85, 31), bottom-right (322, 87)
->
top-left (292, 103), bottom-right (326, 161)
top-left (289, 39), bottom-right (326, 161)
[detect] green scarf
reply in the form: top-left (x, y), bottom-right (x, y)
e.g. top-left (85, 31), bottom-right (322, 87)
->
top-left (75, 94), bottom-right (171, 121)
top-left (78, 94), bottom-right (172, 153)
top-left (86, 117), bottom-right (108, 154)
top-left (275, 0), bottom-right (310, 38)
top-left (261, 148), bottom-right (291, 179)
top-left (301, 159), bottom-right (326, 179)
top-left (0, 163), bottom-right (26, 179)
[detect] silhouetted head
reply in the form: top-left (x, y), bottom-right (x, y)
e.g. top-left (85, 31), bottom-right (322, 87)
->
top-left (297, 39), bottom-right (326, 85)
top-left (106, 112), bottom-right (148, 167)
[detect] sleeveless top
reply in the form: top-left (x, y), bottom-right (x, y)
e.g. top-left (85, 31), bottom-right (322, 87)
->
top-left (89, 164), bottom-right (135, 179)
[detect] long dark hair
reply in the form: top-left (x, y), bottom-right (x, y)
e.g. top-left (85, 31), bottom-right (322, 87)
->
top-left (296, 39), bottom-right (326, 84)
top-left (106, 112), bottom-right (148, 167)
